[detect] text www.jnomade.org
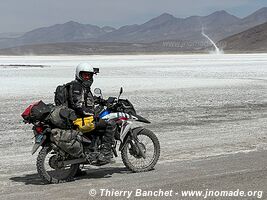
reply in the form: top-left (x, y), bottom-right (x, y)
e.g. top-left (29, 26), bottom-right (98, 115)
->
top-left (88, 188), bottom-right (263, 199)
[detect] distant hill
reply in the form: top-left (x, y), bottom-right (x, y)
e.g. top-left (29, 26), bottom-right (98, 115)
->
top-left (14, 21), bottom-right (116, 45)
top-left (97, 11), bottom-right (242, 43)
top-left (218, 21), bottom-right (267, 52)
top-left (1, 7), bottom-right (267, 53)
top-left (20, 21), bottom-right (111, 42)
top-left (0, 21), bottom-right (116, 48)
top-left (100, 7), bottom-right (267, 43)
top-left (241, 7), bottom-right (267, 28)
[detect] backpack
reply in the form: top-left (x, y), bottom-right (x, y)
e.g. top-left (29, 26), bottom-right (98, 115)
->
top-left (54, 82), bottom-right (71, 107)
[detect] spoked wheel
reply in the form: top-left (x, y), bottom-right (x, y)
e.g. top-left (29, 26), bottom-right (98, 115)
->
top-left (121, 128), bottom-right (160, 172)
top-left (37, 146), bottom-right (79, 184)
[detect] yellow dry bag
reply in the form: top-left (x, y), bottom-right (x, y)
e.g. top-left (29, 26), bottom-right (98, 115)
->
top-left (73, 116), bottom-right (95, 133)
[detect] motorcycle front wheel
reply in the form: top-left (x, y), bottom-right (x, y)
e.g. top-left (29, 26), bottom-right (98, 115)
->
top-left (121, 128), bottom-right (160, 172)
top-left (36, 146), bottom-right (79, 184)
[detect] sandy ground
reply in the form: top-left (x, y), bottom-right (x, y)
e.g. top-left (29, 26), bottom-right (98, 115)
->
top-left (0, 54), bottom-right (266, 199)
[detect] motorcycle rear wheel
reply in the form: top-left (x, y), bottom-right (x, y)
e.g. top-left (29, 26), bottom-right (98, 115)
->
top-left (37, 146), bottom-right (79, 184)
top-left (121, 128), bottom-right (160, 172)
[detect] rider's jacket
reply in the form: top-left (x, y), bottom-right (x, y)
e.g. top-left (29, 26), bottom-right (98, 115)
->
top-left (68, 79), bottom-right (95, 117)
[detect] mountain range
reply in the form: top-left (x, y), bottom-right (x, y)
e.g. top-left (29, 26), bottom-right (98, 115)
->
top-left (0, 7), bottom-right (267, 53)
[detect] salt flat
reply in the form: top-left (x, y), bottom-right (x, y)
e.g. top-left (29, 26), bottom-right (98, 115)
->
top-left (0, 54), bottom-right (266, 199)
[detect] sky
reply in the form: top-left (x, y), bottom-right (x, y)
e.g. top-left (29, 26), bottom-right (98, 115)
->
top-left (1, 0), bottom-right (267, 33)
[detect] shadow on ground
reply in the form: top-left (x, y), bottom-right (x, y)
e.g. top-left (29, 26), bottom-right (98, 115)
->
top-left (10, 167), bottom-right (130, 185)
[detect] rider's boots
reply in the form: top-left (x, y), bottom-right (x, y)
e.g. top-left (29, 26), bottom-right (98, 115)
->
top-left (97, 121), bottom-right (116, 165)
top-left (97, 144), bottom-right (113, 165)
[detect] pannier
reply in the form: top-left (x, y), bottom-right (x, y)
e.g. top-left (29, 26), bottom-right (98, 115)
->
top-left (50, 128), bottom-right (83, 158)
top-left (48, 106), bottom-right (77, 129)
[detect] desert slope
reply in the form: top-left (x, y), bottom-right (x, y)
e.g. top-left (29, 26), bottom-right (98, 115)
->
top-left (219, 22), bottom-right (267, 52)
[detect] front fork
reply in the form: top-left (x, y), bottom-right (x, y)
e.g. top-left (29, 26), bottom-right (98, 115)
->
top-left (120, 127), bottom-right (146, 159)
top-left (131, 135), bottom-right (146, 159)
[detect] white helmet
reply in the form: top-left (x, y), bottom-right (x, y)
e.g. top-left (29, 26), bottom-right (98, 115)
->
top-left (75, 63), bottom-right (94, 87)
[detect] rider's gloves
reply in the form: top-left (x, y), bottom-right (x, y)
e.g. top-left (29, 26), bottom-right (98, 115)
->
top-left (76, 107), bottom-right (94, 117)
top-left (95, 97), bottom-right (107, 106)
top-left (83, 107), bottom-right (94, 116)
top-left (99, 97), bottom-right (106, 104)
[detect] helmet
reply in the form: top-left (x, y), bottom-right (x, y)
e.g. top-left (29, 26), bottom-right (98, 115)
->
top-left (75, 63), bottom-right (94, 88)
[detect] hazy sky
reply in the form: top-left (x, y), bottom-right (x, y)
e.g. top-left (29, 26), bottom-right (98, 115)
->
top-left (1, 0), bottom-right (267, 33)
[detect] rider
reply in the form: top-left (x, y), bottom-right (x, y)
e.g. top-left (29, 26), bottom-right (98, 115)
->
top-left (68, 63), bottom-right (116, 165)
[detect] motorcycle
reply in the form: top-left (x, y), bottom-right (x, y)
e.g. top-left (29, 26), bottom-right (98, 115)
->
top-left (21, 87), bottom-right (160, 184)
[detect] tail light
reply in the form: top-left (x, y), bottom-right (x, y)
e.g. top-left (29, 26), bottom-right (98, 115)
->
top-left (35, 126), bottom-right (43, 134)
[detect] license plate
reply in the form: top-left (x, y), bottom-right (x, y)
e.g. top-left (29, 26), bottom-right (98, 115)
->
top-left (32, 135), bottom-right (46, 155)
top-left (36, 135), bottom-right (44, 143)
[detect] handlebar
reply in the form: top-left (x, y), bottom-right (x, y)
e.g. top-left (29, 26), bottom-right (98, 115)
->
top-left (94, 96), bottom-right (117, 105)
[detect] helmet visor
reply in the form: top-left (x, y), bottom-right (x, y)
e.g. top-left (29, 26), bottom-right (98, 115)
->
top-left (80, 71), bottom-right (93, 81)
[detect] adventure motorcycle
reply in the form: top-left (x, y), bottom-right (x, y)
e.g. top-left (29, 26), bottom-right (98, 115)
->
top-left (22, 87), bottom-right (160, 184)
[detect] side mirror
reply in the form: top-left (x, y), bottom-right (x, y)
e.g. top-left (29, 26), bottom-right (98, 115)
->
top-left (94, 88), bottom-right (102, 97)
top-left (118, 87), bottom-right (123, 100)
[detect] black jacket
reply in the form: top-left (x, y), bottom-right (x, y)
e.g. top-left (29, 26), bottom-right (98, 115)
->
top-left (68, 80), bottom-right (95, 117)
